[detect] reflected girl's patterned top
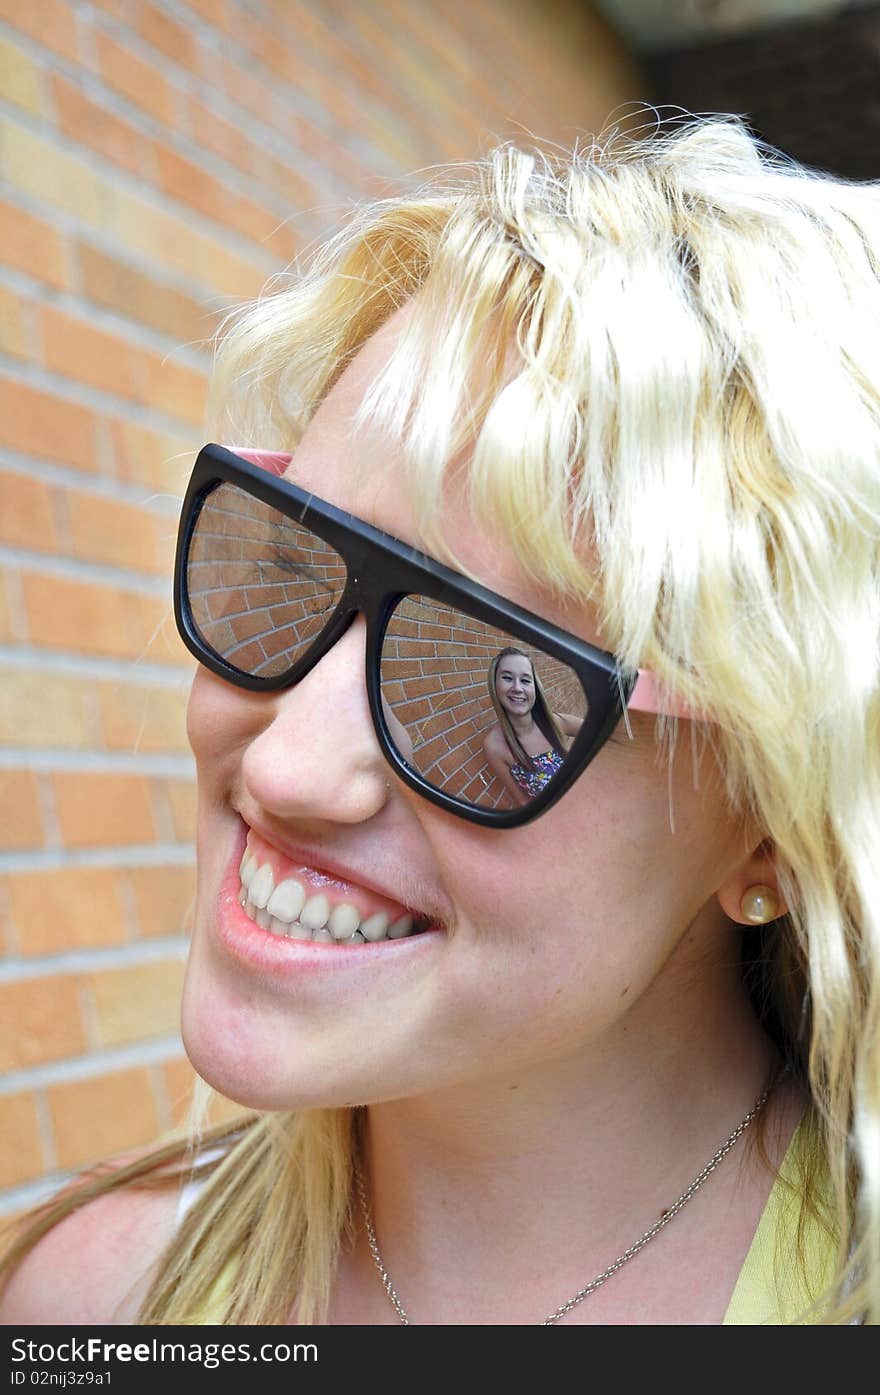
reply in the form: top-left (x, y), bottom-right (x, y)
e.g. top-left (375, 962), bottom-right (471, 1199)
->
top-left (509, 747), bottom-right (565, 797)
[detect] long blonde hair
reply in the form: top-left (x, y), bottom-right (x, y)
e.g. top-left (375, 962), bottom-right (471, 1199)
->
top-left (3, 114), bottom-right (878, 1324)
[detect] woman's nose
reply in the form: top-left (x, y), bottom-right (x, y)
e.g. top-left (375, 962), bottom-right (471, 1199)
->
top-left (240, 615), bottom-right (391, 824)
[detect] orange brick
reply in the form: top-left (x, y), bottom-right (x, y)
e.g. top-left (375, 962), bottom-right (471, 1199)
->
top-left (288, 55), bottom-right (367, 140)
top-left (0, 769), bottom-right (45, 850)
top-left (0, 977), bottom-right (86, 1070)
top-left (255, 148), bottom-right (319, 216)
top-left (0, 669), bottom-right (91, 749)
top-left (186, 94), bottom-right (253, 176)
top-left (0, 34), bottom-right (45, 118)
top-left (0, 0), bottom-right (79, 64)
top-left (109, 419), bottom-right (196, 493)
top-left (52, 771), bottom-right (157, 848)
top-left (0, 200), bottom-right (67, 289)
top-left (163, 1056), bottom-right (242, 1130)
top-left (230, 11), bottom-right (298, 86)
top-left (137, 349), bottom-right (207, 426)
top-left (0, 284), bottom-right (29, 360)
top-left (267, 0), bottom-right (329, 46)
top-left (66, 490), bottom-right (165, 575)
top-left (0, 1092), bottom-right (44, 1187)
top-left (0, 569), bottom-right (11, 641)
top-left (47, 1067), bottom-right (160, 1171)
top-left (112, 192), bottom-right (270, 301)
top-left (127, 864), bottom-right (195, 939)
top-left (153, 144), bottom-right (226, 220)
top-left (137, 601), bottom-right (192, 667)
top-left (163, 778), bottom-right (197, 842)
top-left (216, 54), bottom-right (276, 125)
top-left (0, 378), bottom-right (99, 473)
top-left (97, 680), bottom-right (190, 753)
top-left (52, 74), bottom-right (148, 179)
top-left (40, 306), bottom-right (142, 403)
top-left (179, 0), bottom-right (234, 32)
top-left (251, 212), bottom-right (300, 264)
top-left (78, 242), bottom-right (214, 346)
top-left (295, 111), bottom-right (373, 192)
top-left (1, 115), bottom-right (113, 230)
top-left (93, 30), bottom-right (177, 127)
top-left (297, 4), bottom-right (399, 107)
top-left (135, 1), bottom-right (199, 70)
top-left (85, 957), bottom-right (185, 1048)
top-left (1, 117), bottom-right (268, 300)
top-left (153, 514), bottom-right (178, 576)
top-left (153, 141), bottom-right (296, 257)
top-left (3, 865), bottom-right (127, 956)
top-left (22, 572), bottom-right (170, 660)
top-left (0, 471), bottom-right (58, 551)
top-left (163, 1054), bottom-right (196, 1128)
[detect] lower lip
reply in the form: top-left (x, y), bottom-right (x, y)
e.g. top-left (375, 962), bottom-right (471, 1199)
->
top-left (213, 828), bottom-right (443, 980)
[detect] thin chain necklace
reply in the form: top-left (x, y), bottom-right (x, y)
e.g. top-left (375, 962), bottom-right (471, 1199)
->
top-left (354, 1072), bottom-right (784, 1325)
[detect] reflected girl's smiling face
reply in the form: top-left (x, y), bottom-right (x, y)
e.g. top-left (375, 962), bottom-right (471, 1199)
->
top-left (496, 654), bottom-right (535, 717)
top-left (181, 310), bottom-right (755, 1112)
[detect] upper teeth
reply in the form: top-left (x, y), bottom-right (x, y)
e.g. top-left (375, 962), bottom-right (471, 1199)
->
top-left (238, 851), bottom-right (418, 943)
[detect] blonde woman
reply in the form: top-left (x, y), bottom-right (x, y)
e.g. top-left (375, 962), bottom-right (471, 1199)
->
top-left (2, 116), bottom-right (878, 1325)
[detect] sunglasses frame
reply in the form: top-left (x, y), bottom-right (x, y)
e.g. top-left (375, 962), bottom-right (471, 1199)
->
top-left (175, 443), bottom-right (654, 829)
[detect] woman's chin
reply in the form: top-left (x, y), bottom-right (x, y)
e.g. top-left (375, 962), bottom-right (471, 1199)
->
top-left (179, 968), bottom-right (375, 1112)
top-left (181, 1000), bottom-right (305, 1112)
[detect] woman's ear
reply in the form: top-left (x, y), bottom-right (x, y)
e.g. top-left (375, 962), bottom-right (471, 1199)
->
top-left (716, 838), bottom-right (789, 925)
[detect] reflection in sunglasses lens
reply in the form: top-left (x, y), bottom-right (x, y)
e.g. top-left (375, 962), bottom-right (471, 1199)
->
top-left (185, 487), bottom-right (590, 814)
top-left (186, 483), bottom-right (347, 678)
top-left (380, 596), bottom-right (588, 811)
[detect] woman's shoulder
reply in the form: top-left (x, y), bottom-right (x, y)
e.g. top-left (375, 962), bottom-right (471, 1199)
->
top-left (481, 722), bottom-right (509, 759)
top-left (0, 1153), bottom-right (182, 1324)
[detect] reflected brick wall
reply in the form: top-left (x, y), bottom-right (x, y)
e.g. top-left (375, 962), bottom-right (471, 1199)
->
top-left (187, 481), bottom-right (348, 675)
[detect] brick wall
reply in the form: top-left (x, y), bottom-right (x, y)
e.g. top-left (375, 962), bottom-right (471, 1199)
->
top-left (0, 0), bottom-right (641, 1212)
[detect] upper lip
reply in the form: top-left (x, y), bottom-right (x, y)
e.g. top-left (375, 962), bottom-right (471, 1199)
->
top-left (239, 814), bottom-right (447, 926)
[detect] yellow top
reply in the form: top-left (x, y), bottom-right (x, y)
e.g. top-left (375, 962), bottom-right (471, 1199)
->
top-left (190, 1120), bottom-right (837, 1325)
top-left (723, 1119), bottom-right (837, 1325)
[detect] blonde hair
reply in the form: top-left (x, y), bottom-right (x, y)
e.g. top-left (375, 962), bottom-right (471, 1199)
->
top-left (4, 114), bottom-right (879, 1324)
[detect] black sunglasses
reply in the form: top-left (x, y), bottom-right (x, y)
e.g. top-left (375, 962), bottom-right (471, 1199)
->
top-left (174, 444), bottom-right (686, 828)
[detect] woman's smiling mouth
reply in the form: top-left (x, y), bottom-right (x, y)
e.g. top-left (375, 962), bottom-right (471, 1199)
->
top-left (238, 831), bottom-right (432, 944)
top-left (216, 824), bottom-right (441, 967)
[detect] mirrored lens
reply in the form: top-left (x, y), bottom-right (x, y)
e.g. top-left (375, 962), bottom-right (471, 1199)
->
top-left (380, 595), bottom-right (589, 811)
top-left (185, 482), bottom-right (347, 679)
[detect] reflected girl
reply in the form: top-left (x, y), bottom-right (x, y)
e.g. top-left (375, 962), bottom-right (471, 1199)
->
top-left (482, 646), bottom-right (582, 805)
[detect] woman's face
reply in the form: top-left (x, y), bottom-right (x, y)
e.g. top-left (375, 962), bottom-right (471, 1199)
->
top-left (182, 310), bottom-right (756, 1110)
top-left (495, 653), bottom-right (535, 718)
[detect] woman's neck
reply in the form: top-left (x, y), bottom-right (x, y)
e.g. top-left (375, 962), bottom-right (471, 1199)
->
top-left (508, 712), bottom-right (537, 740)
top-left (348, 947), bottom-right (794, 1325)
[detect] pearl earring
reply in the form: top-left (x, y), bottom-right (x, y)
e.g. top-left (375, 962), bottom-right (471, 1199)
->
top-left (740, 884), bottom-right (780, 924)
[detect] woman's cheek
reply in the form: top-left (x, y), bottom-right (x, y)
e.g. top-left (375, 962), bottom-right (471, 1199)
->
top-left (186, 668), bottom-right (271, 774)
